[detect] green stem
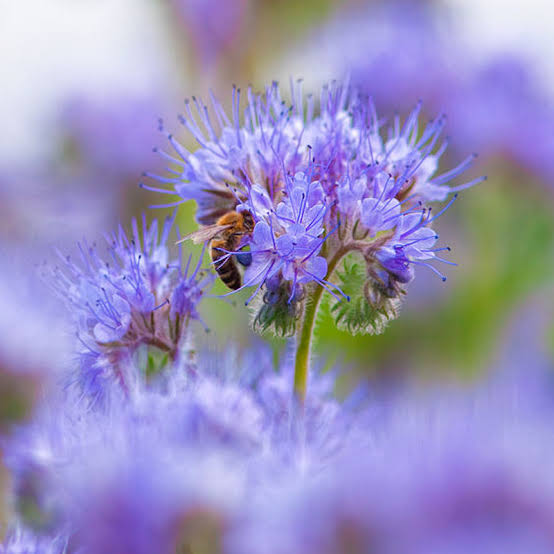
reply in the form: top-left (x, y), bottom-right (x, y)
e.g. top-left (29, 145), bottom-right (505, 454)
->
top-left (293, 248), bottom-right (348, 403)
top-left (293, 284), bottom-right (325, 403)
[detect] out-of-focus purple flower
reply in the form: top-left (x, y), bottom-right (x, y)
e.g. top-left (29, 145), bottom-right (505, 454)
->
top-left (45, 212), bottom-right (213, 401)
top-left (0, 169), bottom-right (119, 247)
top-left (298, 2), bottom-right (554, 186)
top-left (61, 94), bottom-right (163, 179)
top-left (351, 3), bottom-right (453, 113)
top-left (0, 526), bottom-right (67, 553)
top-left (5, 327), bottom-right (554, 554)
top-left (446, 57), bottom-right (554, 182)
top-left (3, 345), bottom-right (361, 553)
top-left (230, 366), bottom-right (554, 554)
top-left (171, 0), bottom-right (250, 67)
top-left (0, 248), bottom-right (69, 432)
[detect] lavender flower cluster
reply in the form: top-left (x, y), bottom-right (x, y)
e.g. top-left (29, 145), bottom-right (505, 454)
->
top-left (5, 77), bottom-right (547, 554)
top-left (3, 341), bottom-right (554, 553)
top-left (299, 2), bottom-right (554, 188)
top-left (144, 81), bottom-right (483, 336)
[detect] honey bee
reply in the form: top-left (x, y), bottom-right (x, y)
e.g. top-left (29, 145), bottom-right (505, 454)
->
top-left (178, 210), bottom-right (255, 290)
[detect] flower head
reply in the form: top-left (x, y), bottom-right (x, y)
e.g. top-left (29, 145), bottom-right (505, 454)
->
top-left (46, 212), bottom-right (213, 400)
top-left (142, 83), bottom-right (306, 224)
top-left (144, 80), bottom-right (483, 336)
top-left (3, 345), bottom-right (364, 553)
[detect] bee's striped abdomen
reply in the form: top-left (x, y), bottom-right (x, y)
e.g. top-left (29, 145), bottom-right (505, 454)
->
top-left (211, 240), bottom-right (242, 290)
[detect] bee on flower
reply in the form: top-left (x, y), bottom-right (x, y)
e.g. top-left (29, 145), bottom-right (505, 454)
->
top-left (144, 80), bottom-right (484, 342)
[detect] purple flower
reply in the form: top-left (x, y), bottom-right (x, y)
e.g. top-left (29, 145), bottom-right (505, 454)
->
top-left (3, 344), bottom-right (363, 553)
top-left (142, 83), bottom-right (305, 224)
top-left (0, 526), bottom-right (67, 553)
top-left (239, 172), bottom-right (337, 305)
top-left (46, 212), bottom-right (213, 401)
top-left (171, 0), bottom-right (250, 67)
top-left (144, 80), bottom-right (482, 335)
top-left (61, 94), bottom-right (163, 179)
top-left (373, 199), bottom-right (456, 289)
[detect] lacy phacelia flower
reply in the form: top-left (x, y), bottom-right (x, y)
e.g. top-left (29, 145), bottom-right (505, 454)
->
top-left (3, 346), bottom-right (362, 553)
top-left (145, 80), bottom-right (483, 336)
top-left (47, 212), bottom-right (213, 400)
top-left (141, 83), bottom-right (305, 224)
top-left (240, 173), bottom-right (335, 304)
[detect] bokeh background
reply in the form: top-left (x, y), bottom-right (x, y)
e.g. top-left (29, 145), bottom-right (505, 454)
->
top-left (2, 0), bottom-right (553, 381)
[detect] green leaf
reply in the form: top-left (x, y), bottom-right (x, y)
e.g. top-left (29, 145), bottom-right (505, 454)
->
top-left (330, 252), bottom-right (402, 335)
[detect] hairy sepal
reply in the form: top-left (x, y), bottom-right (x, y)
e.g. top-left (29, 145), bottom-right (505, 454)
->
top-left (249, 282), bottom-right (300, 338)
top-left (330, 253), bottom-right (403, 335)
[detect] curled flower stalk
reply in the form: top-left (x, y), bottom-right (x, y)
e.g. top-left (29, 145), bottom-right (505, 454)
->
top-left (46, 212), bottom-right (213, 401)
top-left (145, 80), bottom-right (484, 403)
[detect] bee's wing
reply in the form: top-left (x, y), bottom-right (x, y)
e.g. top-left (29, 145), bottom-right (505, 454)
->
top-left (176, 224), bottom-right (233, 245)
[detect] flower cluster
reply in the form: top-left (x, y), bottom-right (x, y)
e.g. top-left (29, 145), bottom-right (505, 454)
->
top-left (145, 81), bottom-right (483, 336)
top-left (46, 212), bottom-right (213, 401)
top-left (4, 343), bottom-right (554, 554)
top-left (298, 2), bottom-right (554, 187)
top-left (0, 75), bottom-right (507, 554)
top-left (2, 345), bottom-right (362, 553)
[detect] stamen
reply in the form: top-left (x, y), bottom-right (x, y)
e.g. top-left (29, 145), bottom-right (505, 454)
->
top-left (141, 172), bottom-right (177, 185)
top-left (149, 199), bottom-right (187, 210)
top-left (424, 193), bottom-right (458, 226)
top-left (409, 260), bottom-right (447, 281)
top-left (448, 176), bottom-right (487, 193)
top-left (431, 154), bottom-right (478, 185)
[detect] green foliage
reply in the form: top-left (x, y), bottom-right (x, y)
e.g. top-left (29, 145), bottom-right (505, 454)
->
top-left (330, 253), bottom-right (402, 335)
top-left (0, 372), bottom-right (38, 432)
